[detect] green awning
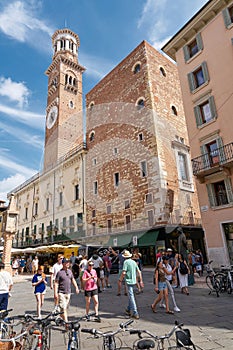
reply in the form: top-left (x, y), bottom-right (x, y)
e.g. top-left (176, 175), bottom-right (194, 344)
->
top-left (107, 229), bottom-right (159, 248)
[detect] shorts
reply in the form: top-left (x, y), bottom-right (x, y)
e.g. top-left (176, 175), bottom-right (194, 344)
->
top-left (85, 289), bottom-right (98, 297)
top-left (158, 282), bottom-right (167, 291)
top-left (104, 268), bottom-right (110, 277)
top-left (94, 267), bottom-right (100, 278)
top-left (0, 293), bottom-right (8, 311)
top-left (58, 293), bottom-right (70, 310)
top-left (35, 291), bottom-right (46, 296)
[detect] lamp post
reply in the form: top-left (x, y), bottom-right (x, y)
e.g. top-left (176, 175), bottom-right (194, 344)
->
top-left (1, 194), bottom-right (19, 274)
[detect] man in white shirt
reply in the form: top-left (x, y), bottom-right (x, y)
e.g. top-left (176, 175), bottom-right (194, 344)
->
top-left (50, 254), bottom-right (64, 311)
top-left (0, 262), bottom-right (13, 311)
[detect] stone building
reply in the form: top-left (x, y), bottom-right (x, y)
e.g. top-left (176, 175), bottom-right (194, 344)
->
top-left (9, 29), bottom-right (204, 264)
top-left (162, 0), bottom-right (233, 266)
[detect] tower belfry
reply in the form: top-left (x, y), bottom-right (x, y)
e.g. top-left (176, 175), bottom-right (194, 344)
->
top-left (43, 28), bottom-right (85, 171)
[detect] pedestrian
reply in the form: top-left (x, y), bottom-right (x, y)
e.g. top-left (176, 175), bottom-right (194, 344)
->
top-left (178, 253), bottom-right (190, 295)
top-left (79, 255), bottom-right (88, 291)
top-left (50, 253), bottom-right (64, 312)
top-left (119, 250), bottom-right (144, 319)
top-left (32, 256), bottom-right (39, 275)
top-left (19, 256), bottom-right (26, 274)
top-left (82, 260), bottom-right (100, 322)
top-left (0, 262), bottom-right (13, 311)
top-left (12, 257), bottom-right (19, 276)
top-left (159, 256), bottom-right (180, 312)
top-left (72, 258), bottom-right (80, 288)
top-left (132, 249), bottom-right (143, 294)
top-left (32, 265), bottom-right (47, 318)
top-left (89, 250), bottom-right (104, 293)
top-left (69, 252), bottom-right (76, 266)
top-left (54, 258), bottom-right (79, 322)
top-left (151, 258), bottom-right (175, 314)
top-left (110, 247), bottom-right (127, 296)
top-left (177, 227), bottom-right (188, 261)
top-left (103, 250), bottom-right (112, 288)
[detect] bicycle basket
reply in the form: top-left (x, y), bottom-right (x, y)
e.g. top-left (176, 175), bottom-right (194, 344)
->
top-left (175, 329), bottom-right (193, 347)
top-left (0, 341), bottom-right (22, 350)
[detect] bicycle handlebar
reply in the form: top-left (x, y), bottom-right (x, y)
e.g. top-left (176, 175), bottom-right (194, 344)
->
top-left (81, 319), bottom-right (134, 337)
top-left (0, 309), bottom-right (13, 320)
top-left (129, 322), bottom-right (184, 340)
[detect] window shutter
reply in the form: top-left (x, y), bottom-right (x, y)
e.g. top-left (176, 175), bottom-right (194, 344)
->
top-left (222, 8), bottom-right (232, 28)
top-left (196, 33), bottom-right (203, 51)
top-left (194, 105), bottom-right (203, 127)
top-left (202, 61), bottom-right (209, 83)
top-left (183, 45), bottom-right (190, 62)
top-left (188, 72), bottom-right (195, 92)
top-left (224, 178), bottom-right (233, 203)
top-left (201, 145), bottom-right (210, 169)
top-left (206, 183), bottom-right (216, 207)
top-left (209, 96), bottom-right (217, 120)
top-left (216, 137), bottom-right (226, 164)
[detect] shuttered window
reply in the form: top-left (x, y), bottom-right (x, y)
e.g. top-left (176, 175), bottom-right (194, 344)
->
top-left (194, 96), bottom-right (217, 127)
top-left (207, 178), bottom-right (233, 207)
top-left (188, 61), bottom-right (209, 92)
top-left (222, 5), bottom-right (233, 27)
top-left (183, 33), bottom-right (203, 61)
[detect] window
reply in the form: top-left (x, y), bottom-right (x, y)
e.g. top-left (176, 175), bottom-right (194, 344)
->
top-left (160, 67), bottom-right (166, 77)
top-left (222, 5), bottom-right (233, 27)
top-left (146, 193), bottom-right (153, 204)
top-left (106, 205), bottom-right (111, 214)
top-left (201, 137), bottom-right (225, 168)
top-left (125, 215), bottom-right (131, 231)
top-left (125, 200), bottom-right (130, 209)
top-left (134, 63), bottom-right (141, 74)
top-left (69, 100), bottom-right (74, 108)
top-left (148, 210), bottom-right (154, 226)
top-left (141, 161), bottom-right (147, 177)
top-left (138, 133), bottom-right (143, 141)
top-left (55, 218), bottom-right (59, 230)
top-left (171, 105), bottom-right (178, 116)
top-left (183, 33), bottom-right (203, 61)
top-left (188, 62), bottom-right (209, 92)
top-left (69, 215), bottom-right (74, 226)
top-left (92, 223), bottom-right (96, 235)
top-left (92, 209), bottom-right (96, 218)
top-left (178, 153), bottom-right (189, 181)
top-left (114, 173), bottom-right (119, 187)
top-left (25, 207), bottom-right (28, 220)
top-left (34, 202), bottom-right (38, 216)
top-left (75, 184), bottom-right (79, 200)
top-left (194, 96), bottom-right (217, 127)
top-left (114, 148), bottom-right (118, 155)
top-left (46, 198), bottom-right (49, 211)
top-left (59, 192), bottom-right (63, 206)
top-left (107, 219), bottom-right (112, 233)
top-left (90, 131), bottom-right (95, 142)
top-left (137, 99), bottom-right (145, 109)
top-left (62, 217), bottom-right (66, 228)
top-left (94, 181), bottom-right (98, 195)
top-left (93, 158), bottom-right (97, 165)
top-left (77, 213), bottom-right (83, 224)
top-left (207, 178), bottom-right (233, 207)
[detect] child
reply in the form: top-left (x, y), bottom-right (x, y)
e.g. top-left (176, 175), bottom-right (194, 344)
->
top-left (32, 265), bottom-right (47, 318)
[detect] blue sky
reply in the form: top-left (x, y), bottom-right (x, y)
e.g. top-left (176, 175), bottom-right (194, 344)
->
top-left (0, 0), bottom-right (208, 202)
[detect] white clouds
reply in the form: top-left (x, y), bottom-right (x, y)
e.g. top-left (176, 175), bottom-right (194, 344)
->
top-left (0, 1), bottom-right (53, 43)
top-left (0, 77), bottom-right (30, 108)
top-left (0, 174), bottom-right (27, 202)
top-left (79, 52), bottom-right (115, 80)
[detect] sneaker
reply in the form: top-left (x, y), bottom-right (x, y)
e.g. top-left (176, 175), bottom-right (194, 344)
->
top-left (159, 304), bottom-right (166, 309)
top-left (107, 285), bottom-right (112, 288)
top-left (85, 315), bottom-right (90, 322)
top-left (94, 315), bottom-right (101, 322)
top-left (174, 306), bottom-right (181, 312)
top-left (125, 309), bottom-right (131, 316)
top-left (132, 314), bottom-right (140, 320)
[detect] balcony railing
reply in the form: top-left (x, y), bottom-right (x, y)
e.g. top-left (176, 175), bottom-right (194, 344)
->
top-left (192, 142), bottom-right (233, 176)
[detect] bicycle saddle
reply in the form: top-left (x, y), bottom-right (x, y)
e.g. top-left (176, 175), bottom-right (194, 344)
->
top-left (137, 339), bottom-right (155, 349)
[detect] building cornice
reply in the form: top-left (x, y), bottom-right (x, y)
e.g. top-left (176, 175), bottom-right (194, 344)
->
top-left (45, 55), bottom-right (85, 76)
top-left (162, 0), bottom-right (232, 61)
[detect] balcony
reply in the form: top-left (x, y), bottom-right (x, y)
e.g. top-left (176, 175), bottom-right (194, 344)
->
top-left (192, 142), bottom-right (233, 179)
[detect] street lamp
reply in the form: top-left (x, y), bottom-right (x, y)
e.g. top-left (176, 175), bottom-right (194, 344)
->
top-left (1, 194), bottom-right (19, 273)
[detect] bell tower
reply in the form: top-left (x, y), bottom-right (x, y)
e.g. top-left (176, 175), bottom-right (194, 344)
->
top-left (43, 28), bottom-right (85, 171)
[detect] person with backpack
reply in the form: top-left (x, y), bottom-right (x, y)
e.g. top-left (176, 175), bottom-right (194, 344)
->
top-left (178, 253), bottom-right (190, 295)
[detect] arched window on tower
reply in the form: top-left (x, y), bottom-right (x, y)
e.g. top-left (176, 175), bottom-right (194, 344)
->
top-left (73, 78), bottom-right (76, 87)
top-left (69, 76), bottom-right (72, 85)
top-left (65, 74), bottom-right (68, 85)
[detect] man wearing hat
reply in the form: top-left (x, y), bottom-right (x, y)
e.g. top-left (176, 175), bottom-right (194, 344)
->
top-left (54, 258), bottom-right (79, 321)
top-left (119, 250), bottom-right (144, 319)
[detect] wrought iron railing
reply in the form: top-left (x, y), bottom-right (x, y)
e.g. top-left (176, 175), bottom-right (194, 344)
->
top-left (192, 142), bottom-right (233, 176)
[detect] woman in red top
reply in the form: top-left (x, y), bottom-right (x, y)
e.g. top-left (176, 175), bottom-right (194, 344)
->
top-left (82, 261), bottom-right (100, 322)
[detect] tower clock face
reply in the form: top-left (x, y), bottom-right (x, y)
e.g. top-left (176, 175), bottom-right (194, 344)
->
top-left (46, 106), bottom-right (58, 129)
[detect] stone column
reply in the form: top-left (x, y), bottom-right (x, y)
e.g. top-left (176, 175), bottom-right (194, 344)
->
top-left (2, 232), bottom-right (14, 274)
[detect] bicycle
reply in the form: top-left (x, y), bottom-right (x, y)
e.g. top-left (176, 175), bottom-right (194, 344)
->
top-left (55, 312), bottom-right (95, 350)
top-left (219, 265), bottom-right (233, 294)
top-left (0, 328), bottom-right (28, 349)
top-left (0, 309), bottom-right (14, 339)
top-left (205, 260), bottom-right (225, 297)
top-left (81, 319), bottom-right (134, 350)
top-left (129, 321), bottom-right (203, 350)
top-left (18, 311), bottom-right (62, 350)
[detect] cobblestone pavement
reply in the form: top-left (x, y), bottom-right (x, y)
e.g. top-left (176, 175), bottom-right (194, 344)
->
top-left (8, 269), bottom-right (233, 349)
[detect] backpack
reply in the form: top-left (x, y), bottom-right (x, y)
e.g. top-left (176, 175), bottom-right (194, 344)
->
top-left (179, 261), bottom-right (188, 275)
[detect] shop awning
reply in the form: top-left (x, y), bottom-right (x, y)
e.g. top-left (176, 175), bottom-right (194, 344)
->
top-left (107, 229), bottom-right (159, 248)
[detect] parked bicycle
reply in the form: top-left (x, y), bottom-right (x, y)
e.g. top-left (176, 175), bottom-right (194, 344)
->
top-left (81, 319), bottom-right (134, 350)
top-left (0, 309), bottom-right (14, 339)
top-left (55, 312), bottom-right (95, 350)
top-left (129, 321), bottom-right (203, 350)
top-left (0, 328), bottom-right (28, 349)
top-left (205, 260), bottom-right (225, 297)
top-left (219, 265), bottom-right (233, 294)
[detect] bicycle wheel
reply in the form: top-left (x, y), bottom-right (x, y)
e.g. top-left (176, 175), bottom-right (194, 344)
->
top-left (206, 275), bottom-right (214, 291)
top-left (215, 273), bottom-right (227, 293)
top-left (227, 277), bottom-right (232, 294)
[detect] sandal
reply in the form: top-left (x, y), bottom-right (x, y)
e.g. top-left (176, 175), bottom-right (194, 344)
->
top-left (166, 310), bottom-right (174, 315)
top-left (151, 305), bottom-right (156, 313)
